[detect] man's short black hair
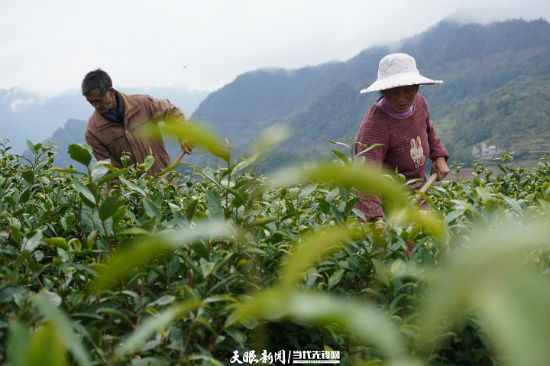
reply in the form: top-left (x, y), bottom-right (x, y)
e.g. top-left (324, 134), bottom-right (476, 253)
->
top-left (82, 69), bottom-right (112, 96)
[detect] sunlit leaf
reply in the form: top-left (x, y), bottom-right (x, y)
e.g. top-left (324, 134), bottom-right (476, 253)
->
top-left (95, 221), bottom-right (234, 290)
top-left (141, 117), bottom-right (230, 162)
top-left (419, 216), bottom-right (550, 365)
top-left (273, 161), bottom-right (409, 210)
top-left (32, 292), bottom-right (92, 365)
top-left (250, 124), bottom-right (290, 156)
top-left (94, 238), bottom-right (173, 291)
top-left (115, 299), bottom-right (201, 358)
top-left (23, 321), bottom-right (67, 366)
top-left (279, 225), bottom-right (363, 289)
top-left (119, 227), bottom-right (152, 236)
top-left (140, 155), bottom-right (155, 172)
top-left (243, 216), bottom-right (278, 228)
top-left (274, 161), bottom-right (445, 239)
top-left (231, 291), bottom-right (415, 365)
top-left (6, 320), bottom-right (30, 366)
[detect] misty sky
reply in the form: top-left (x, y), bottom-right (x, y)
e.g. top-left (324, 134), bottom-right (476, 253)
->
top-left (1, 0), bottom-right (549, 98)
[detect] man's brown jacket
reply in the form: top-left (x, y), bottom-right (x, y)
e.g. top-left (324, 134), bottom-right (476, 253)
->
top-left (85, 92), bottom-right (183, 174)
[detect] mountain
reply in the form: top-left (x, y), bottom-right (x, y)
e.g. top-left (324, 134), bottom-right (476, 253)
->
top-left (191, 19), bottom-right (550, 168)
top-left (1, 86), bottom-right (209, 154)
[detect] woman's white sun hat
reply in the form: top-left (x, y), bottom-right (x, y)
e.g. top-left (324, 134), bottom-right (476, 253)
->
top-left (360, 53), bottom-right (442, 93)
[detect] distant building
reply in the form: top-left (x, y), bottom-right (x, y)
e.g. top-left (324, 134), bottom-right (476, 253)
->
top-left (472, 142), bottom-right (502, 160)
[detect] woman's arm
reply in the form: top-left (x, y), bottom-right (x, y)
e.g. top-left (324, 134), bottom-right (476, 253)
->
top-left (426, 117), bottom-right (449, 180)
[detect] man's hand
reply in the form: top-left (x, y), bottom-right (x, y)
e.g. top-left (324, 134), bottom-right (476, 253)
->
top-left (431, 156), bottom-right (449, 181)
top-left (180, 140), bottom-right (193, 154)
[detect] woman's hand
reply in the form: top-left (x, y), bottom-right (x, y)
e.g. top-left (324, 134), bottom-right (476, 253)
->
top-left (431, 156), bottom-right (449, 181)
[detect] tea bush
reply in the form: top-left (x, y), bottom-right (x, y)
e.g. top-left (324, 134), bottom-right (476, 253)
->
top-left (0, 130), bottom-right (548, 366)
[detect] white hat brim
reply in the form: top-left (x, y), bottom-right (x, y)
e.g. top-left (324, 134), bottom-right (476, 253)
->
top-left (360, 72), bottom-right (442, 93)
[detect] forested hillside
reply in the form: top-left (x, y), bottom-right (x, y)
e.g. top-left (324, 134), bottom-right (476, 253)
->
top-left (192, 19), bottom-right (550, 168)
top-left (26, 19), bottom-right (549, 171)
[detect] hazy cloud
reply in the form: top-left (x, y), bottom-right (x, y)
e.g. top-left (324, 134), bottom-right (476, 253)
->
top-left (1, 0), bottom-right (548, 98)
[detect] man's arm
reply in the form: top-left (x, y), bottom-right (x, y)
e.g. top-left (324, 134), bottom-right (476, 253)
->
top-left (147, 97), bottom-right (193, 154)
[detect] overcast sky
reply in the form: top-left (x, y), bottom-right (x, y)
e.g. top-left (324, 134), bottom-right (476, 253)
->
top-left (1, 0), bottom-right (548, 98)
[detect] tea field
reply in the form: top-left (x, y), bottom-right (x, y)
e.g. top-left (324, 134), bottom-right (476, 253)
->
top-left (0, 125), bottom-right (548, 366)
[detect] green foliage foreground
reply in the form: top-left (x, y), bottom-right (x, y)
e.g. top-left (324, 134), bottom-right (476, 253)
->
top-left (0, 127), bottom-right (549, 365)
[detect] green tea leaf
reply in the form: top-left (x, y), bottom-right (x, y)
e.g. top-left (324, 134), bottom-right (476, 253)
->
top-left (200, 261), bottom-right (216, 279)
top-left (26, 140), bottom-right (39, 155)
top-left (43, 237), bottom-right (69, 251)
top-left (90, 164), bottom-right (109, 181)
top-left (22, 170), bottom-right (34, 183)
top-left (148, 295), bottom-right (176, 307)
top-left (327, 268), bottom-right (345, 289)
top-left (21, 230), bottom-right (43, 252)
top-left (143, 197), bottom-right (161, 220)
top-left (68, 144), bottom-right (92, 167)
top-left (49, 167), bottom-right (86, 175)
top-left (69, 238), bottom-right (82, 251)
top-left (86, 230), bottom-right (98, 250)
top-left (73, 180), bottom-right (96, 205)
top-left (206, 190), bottom-right (224, 219)
top-left (331, 149), bottom-right (349, 165)
top-left (98, 167), bottom-right (130, 185)
top-left (99, 194), bottom-right (122, 220)
top-left (184, 199), bottom-right (199, 220)
top-left (119, 176), bottom-right (147, 196)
